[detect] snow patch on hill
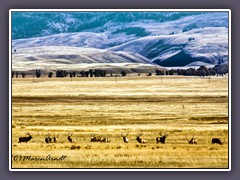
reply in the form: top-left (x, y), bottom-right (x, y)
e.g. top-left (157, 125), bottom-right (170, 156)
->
top-left (110, 27), bottom-right (228, 66)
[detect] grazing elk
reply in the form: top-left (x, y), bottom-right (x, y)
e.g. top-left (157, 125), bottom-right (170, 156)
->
top-left (90, 134), bottom-right (100, 142)
top-left (136, 133), bottom-right (147, 144)
top-left (212, 138), bottom-right (225, 145)
top-left (185, 136), bottom-right (197, 144)
top-left (156, 132), bottom-right (168, 144)
top-left (98, 136), bottom-right (104, 142)
top-left (18, 133), bottom-right (33, 143)
top-left (101, 136), bottom-right (111, 143)
top-left (53, 134), bottom-right (59, 143)
top-left (90, 134), bottom-right (98, 142)
top-left (67, 132), bottom-right (74, 143)
top-left (90, 134), bottom-right (110, 143)
top-left (45, 133), bottom-right (52, 143)
top-left (121, 132), bottom-right (129, 143)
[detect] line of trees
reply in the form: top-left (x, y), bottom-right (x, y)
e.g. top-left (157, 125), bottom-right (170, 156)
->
top-left (11, 64), bottom-right (228, 78)
top-left (155, 64), bottom-right (228, 77)
top-left (12, 69), bottom-right (111, 78)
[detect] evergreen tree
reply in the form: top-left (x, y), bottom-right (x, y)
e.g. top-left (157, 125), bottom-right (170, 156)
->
top-left (21, 72), bottom-right (26, 78)
top-left (72, 71), bottom-right (76, 77)
top-left (48, 72), bottom-right (53, 78)
top-left (35, 69), bottom-right (41, 78)
top-left (121, 70), bottom-right (127, 76)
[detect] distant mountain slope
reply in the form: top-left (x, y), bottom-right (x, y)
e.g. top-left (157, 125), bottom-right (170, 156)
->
top-left (11, 12), bottom-right (229, 67)
top-left (12, 12), bottom-right (209, 40)
top-left (12, 46), bottom-right (156, 71)
top-left (110, 27), bottom-right (228, 66)
top-left (12, 32), bottom-right (112, 49)
top-left (12, 12), bottom-right (228, 48)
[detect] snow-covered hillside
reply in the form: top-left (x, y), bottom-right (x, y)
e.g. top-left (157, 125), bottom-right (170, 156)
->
top-left (12, 32), bottom-right (127, 49)
top-left (12, 11), bottom-right (229, 68)
top-left (12, 12), bottom-right (211, 40)
top-left (110, 27), bottom-right (228, 66)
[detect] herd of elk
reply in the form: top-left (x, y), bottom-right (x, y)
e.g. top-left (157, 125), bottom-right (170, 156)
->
top-left (45, 133), bottom-right (59, 143)
top-left (45, 133), bottom-right (52, 143)
top-left (90, 134), bottom-right (111, 143)
top-left (136, 133), bottom-right (148, 144)
top-left (18, 132), bottom-right (32, 143)
top-left (101, 136), bottom-right (111, 143)
top-left (156, 132), bottom-right (168, 144)
top-left (90, 134), bottom-right (99, 142)
top-left (17, 132), bottom-right (226, 145)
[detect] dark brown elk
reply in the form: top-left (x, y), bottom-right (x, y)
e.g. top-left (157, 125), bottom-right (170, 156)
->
top-left (90, 134), bottom-right (103, 142)
top-left (156, 132), bottom-right (168, 144)
top-left (18, 133), bottom-right (32, 143)
top-left (90, 134), bottom-right (98, 142)
top-left (121, 132), bottom-right (129, 143)
top-left (101, 136), bottom-right (111, 143)
top-left (136, 133), bottom-right (147, 144)
top-left (45, 133), bottom-right (52, 143)
top-left (98, 136), bottom-right (104, 142)
top-left (185, 136), bottom-right (197, 144)
top-left (53, 134), bottom-right (59, 143)
top-left (212, 138), bottom-right (225, 145)
top-left (67, 132), bottom-right (74, 143)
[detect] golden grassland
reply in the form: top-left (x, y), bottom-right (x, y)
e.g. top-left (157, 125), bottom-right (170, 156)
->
top-left (11, 75), bottom-right (229, 169)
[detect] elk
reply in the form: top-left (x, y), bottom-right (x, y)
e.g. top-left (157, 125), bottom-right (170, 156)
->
top-left (53, 134), bottom-right (59, 143)
top-left (90, 134), bottom-right (103, 142)
top-left (121, 132), bottom-right (129, 143)
top-left (45, 133), bottom-right (52, 143)
top-left (185, 136), bottom-right (197, 144)
top-left (67, 132), bottom-right (74, 143)
top-left (98, 136), bottom-right (104, 142)
top-left (212, 138), bottom-right (225, 145)
top-left (90, 134), bottom-right (110, 143)
top-left (156, 132), bottom-right (168, 144)
top-left (136, 133), bottom-right (147, 144)
top-left (101, 136), bottom-right (111, 143)
top-left (90, 134), bottom-right (98, 142)
top-left (18, 133), bottom-right (32, 143)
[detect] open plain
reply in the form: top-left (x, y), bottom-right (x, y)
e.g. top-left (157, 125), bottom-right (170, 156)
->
top-left (11, 75), bottom-right (229, 169)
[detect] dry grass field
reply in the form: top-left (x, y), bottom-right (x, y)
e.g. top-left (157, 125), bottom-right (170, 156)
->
top-left (11, 75), bottom-right (229, 169)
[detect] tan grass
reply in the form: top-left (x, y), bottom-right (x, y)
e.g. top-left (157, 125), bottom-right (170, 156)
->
top-left (11, 76), bottom-right (229, 169)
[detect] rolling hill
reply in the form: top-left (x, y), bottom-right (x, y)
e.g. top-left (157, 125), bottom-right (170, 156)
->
top-left (12, 46), bottom-right (165, 73)
top-left (11, 11), bottom-right (229, 69)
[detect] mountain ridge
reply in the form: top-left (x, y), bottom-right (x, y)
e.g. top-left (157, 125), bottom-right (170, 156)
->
top-left (12, 12), bottom-right (229, 68)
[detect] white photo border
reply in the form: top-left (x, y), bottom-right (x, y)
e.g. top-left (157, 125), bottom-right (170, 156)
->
top-left (9, 9), bottom-right (231, 171)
